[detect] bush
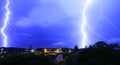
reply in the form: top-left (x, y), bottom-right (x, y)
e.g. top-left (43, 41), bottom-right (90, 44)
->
top-left (0, 54), bottom-right (57, 65)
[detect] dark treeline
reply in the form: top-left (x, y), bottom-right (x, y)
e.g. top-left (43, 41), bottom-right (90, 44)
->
top-left (66, 41), bottom-right (120, 65)
top-left (0, 54), bottom-right (57, 65)
top-left (0, 41), bottom-right (120, 65)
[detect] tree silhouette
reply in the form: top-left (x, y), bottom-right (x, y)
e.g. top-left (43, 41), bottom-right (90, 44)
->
top-left (73, 45), bottom-right (79, 52)
top-left (65, 41), bottom-right (120, 65)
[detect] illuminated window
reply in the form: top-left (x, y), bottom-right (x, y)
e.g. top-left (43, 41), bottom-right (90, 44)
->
top-left (68, 49), bottom-right (72, 53)
top-left (44, 48), bottom-right (48, 53)
top-left (55, 48), bottom-right (62, 53)
top-left (30, 49), bottom-right (35, 53)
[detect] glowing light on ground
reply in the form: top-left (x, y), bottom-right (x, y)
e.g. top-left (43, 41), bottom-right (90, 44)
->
top-left (1, 0), bottom-right (10, 47)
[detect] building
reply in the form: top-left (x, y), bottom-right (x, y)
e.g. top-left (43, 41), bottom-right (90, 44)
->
top-left (35, 48), bottom-right (73, 55)
top-left (0, 47), bottom-right (29, 59)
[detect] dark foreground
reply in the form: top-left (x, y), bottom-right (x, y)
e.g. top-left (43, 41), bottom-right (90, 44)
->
top-left (0, 41), bottom-right (120, 65)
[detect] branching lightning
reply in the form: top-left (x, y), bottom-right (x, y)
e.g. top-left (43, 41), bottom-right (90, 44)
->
top-left (81, 0), bottom-right (92, 48)
top-left (80, 0), bottom-right (119, 48)
top-left (95, 0), bottom-right (120, 33)
top-left (1, 0), bottom-right (10, 47)
top-left (86, 24), bottom-right (106, 40)
top-left (67, 0), bottom-right (106, 48)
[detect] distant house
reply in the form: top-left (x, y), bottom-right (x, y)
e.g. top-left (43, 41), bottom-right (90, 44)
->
top-left (35, 48), bottom-right (73, 55)
top-left (35, 48), bottom-right (44, 54)
top-left (0, 47), bottom-right (29, 58)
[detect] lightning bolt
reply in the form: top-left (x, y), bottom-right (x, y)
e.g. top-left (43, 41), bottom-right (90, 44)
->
top-left (1, 0), bottom-right (10, 47)
top-left (81, 0), bottom-right (92, 48)
top-left (80, 0), bottom-right (119, 48)
top-left (67, 0), bottom-right (106, 48)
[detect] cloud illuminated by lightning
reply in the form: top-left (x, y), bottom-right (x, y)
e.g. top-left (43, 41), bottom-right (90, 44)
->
top-left (80, 0), bottom-right (119, 48)
top-left (81, 0), bottom-right (92, 48)
top-left (95, 0), bottom-right (120, 33)
top-left (1, 0), bottom-right (10, 47)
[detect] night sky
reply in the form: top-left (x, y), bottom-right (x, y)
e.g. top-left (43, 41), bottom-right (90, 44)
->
top-left (0, 0), bottom-right (120, 48)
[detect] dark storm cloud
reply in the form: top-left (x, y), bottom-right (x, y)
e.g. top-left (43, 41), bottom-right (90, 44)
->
top-left (7, 0), bottom-right (83, 48)
top-left (0, 0), bottom-right (120, 48)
